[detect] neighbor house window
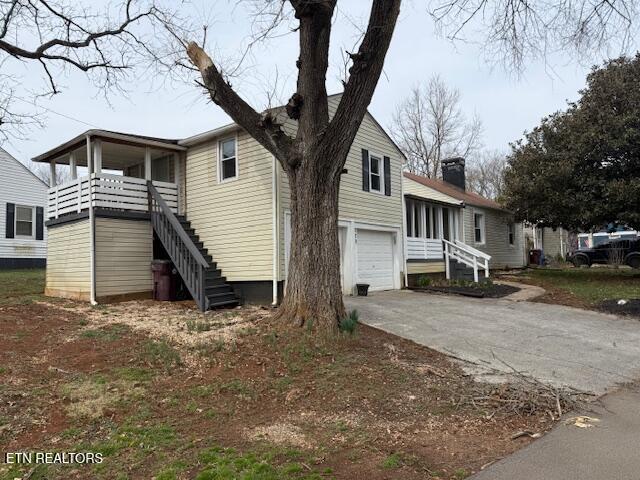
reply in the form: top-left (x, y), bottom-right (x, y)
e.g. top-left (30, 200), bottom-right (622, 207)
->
top-left (369, 153), bottom-right (383, 193)
top-left (15, 205), bottom-right (34, 237)
top-left (474, 213), bottom-right (485, 244)
top-left (508, 223), bottom-right (515, 246)
top-left (218, 137), bottom-right (237, 182)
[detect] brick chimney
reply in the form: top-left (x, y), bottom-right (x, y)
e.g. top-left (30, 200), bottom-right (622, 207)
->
top-left (441, 157), bottom-right (465, 190)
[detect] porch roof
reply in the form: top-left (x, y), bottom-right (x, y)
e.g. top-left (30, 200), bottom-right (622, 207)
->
top-left (32, 129), bottom-right (187, 166)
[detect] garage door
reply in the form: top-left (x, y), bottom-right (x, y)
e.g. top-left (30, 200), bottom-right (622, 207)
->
top-left (356, 229), bottom-right (395, 291)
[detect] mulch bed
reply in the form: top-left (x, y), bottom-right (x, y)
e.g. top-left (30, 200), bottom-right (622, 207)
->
top-left (411, 283), bottom-right (520, 299)
top-left (598, 299), bottom-right (640, 318)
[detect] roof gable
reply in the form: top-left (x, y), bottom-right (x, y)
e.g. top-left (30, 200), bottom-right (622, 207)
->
top-left (0, 147), bottom-right (48, 188)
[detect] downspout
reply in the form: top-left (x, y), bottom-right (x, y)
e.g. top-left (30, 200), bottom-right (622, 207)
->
top-left (86, 135), bottom-right (97, 305)
top-left (271, 155), bottom-right (279, 306)
top-left (400, 163), bottom-right (408, 288)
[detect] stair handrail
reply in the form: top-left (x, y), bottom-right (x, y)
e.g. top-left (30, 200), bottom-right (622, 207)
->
top-left (453, 239), bottom-right (491, 260)
top-left (443, 238), bottom-right (491, 283)
top-left (147, 182), bottom-right (210, 311)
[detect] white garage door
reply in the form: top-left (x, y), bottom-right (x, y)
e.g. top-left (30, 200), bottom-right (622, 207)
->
top-left (356, 229), bottom-right (395, 291)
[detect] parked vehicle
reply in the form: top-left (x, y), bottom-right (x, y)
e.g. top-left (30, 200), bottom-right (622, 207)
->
top-left (570, 238), bottom-right (640, 269)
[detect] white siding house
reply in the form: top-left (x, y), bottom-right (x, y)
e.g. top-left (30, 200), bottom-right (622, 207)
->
top-left (0, 147), bottom-right (48, 268)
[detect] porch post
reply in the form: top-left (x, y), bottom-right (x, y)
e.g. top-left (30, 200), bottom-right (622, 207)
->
top-left (86, 136), bottom-right (93, 174)
top-left (144, 147), bottom-right (152, 181)
top-left (173, 152), bottom-right (181, 213)
top-left (69, 152), bottom-right (77, 180)
top-left (93, 139), bottom-right (102, 174)
top-left (49, 160), bottom-right (56, 187)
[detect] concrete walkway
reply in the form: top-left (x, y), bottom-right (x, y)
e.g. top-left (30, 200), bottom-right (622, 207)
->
top-left (345, 290), bottom-right (640, 394)
top-left (471, 387), bottom-right (640, 480)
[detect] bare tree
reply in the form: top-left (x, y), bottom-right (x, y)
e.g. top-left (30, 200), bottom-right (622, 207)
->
top-left (391, 75), bottom-right (482, 178)
top-left (429, 0), bottom-right (639, 71)
top-left (27, 160), bottom-right (70, 186)
top-left (0, 0), bottom-right (185, 142)
top-left (466, 150), bottom-right (507, 200)
top-left (186, 0), bottom-right (401, 333)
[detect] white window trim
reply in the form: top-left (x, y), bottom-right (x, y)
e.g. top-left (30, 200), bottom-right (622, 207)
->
top-left (508, 223), bottom-right (515, 247)
top-left (368, 151), bottom-right (385, 195)
top-left (15, 204), bottom-right (35, 239)
top-left (474, 212), bottom-right (486, 245)
top-left (217, 135), bottom-right (239, 184)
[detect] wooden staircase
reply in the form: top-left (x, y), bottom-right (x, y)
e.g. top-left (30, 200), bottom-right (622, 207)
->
top-left (148, 182), bottom-right (238, 311)
top-left (175, 214), bottom-right (239, 309)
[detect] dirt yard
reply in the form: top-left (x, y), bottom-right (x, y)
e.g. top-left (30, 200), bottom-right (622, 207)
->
top-left (1, 270), bottom-right (560, 480)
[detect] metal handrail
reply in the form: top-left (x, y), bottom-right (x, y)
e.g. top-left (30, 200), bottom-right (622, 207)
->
top-left (443, 238), bottom-right (491, 283)
top-left (148, 182), bottom-right (209, 311)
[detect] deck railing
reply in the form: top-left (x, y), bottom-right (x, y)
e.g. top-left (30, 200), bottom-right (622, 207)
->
top-left (148, 182), bottom-right (210, 311)
top-left (47, 173), bottom-right (177, 219)
top-left (406, 237), bottom-right (445, 260)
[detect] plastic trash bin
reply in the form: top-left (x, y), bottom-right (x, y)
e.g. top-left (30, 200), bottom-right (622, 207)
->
top-left (529, 249), bottom-right (542, 266)
top-left (151, 259), bottom-right (175, 301)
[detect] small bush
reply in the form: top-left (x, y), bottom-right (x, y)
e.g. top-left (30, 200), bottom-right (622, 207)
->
top-left (339, 310), bottom-right (359, 334)
top-left (417, 275), bottom-right (432, 287)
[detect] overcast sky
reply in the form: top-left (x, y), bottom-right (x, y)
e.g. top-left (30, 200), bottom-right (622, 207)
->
top-left (3, 0), bottom-right (634, 165)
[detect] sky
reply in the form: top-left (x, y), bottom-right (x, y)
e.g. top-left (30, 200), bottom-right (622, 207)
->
top-left (2, 0), bottom-right (633, 166)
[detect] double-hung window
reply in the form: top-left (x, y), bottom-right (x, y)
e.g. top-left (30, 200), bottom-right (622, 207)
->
top-left (15, 205), bottom-right (35, 238)
top-left (508, 223), bottom-right (515, 246)
top-left (218, 137), bottom-right (238, 183)
top-left (474, 213), bottom-right (485, 244)
top-left (369, 154), bottom-right (383, 194)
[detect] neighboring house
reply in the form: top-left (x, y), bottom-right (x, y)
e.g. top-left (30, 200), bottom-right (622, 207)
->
top-left (32, 94), bottom-right (405, 309)
top-left (0, 147), bottom-right (48, 269)
top-left (523, 225), bottom-right (570, 261)
top-left (402, 158), bottom-right (526, 285)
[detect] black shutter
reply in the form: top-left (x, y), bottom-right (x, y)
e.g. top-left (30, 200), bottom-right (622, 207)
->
top-left (383, 156), bottom-right (391, 196)
top-left (361, 149), bottom-right (370, 192)
top-left (5, 203), bottom-right (14, 238)
top-left (36, 207), bottom-right (44, 240)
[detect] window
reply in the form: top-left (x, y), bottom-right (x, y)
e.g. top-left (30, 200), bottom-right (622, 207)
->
top-left (15, 205), bottom-right (34, 237)
top-left (425, 206), bottom-right (432, 239)
top-left (369, 154), bottom-right (383, 193)
top-left (474, 213), bottom-right (485, 244)
top-left (508, 223), bottom-right (515, 246)
top-left (218, 137), bottom-right (237, 182)
top-left (413, 202), bottom-right (421, 237)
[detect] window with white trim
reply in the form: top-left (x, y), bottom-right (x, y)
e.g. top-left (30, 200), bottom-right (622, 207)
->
top-left (15, 205), bottom-right (35, 238)
top-left (218, 137), bottom-right (237, 182)
top-left (474, 213), bottom-right (485, 244)
top-left (369, 153), bottom-right (383, 193)
top-left (508, 223), bottom-right (515, 246)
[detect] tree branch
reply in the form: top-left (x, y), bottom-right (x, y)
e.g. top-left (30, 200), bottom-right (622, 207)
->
top-left (324, 0), bottom-right (401, 158)
top-left (186, 41), bottom-right (294, 163)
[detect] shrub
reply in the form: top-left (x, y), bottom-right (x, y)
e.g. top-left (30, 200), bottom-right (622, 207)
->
top-left (417, 275), bottom-right (432, 287)
top-left (339, 310), bottom-right (359, 334)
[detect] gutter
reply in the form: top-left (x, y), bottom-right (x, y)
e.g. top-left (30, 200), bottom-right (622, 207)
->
top-left (179, 123), bottom-right (238, 147)
top-left (86, 135), bottom-right (97, 305)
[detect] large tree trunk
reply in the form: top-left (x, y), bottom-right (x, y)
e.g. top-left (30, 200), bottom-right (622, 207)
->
top-left (187, 0), bottom-right (401, 334)
top-left (277, 151), bottom-right (346, 333)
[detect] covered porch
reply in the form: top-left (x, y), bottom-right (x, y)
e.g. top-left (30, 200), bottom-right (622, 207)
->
top-left (33, 130), bottom-right (185, 220)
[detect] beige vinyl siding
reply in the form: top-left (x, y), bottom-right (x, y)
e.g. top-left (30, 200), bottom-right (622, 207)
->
top-left (95, 218), bottom-right (153, 297)
top-left (45, 220), bottom-right (90, 298)
top-left (185, 130), bottom-right (274, 281)
top-left (278, 97), bottom-right (404, 279)
top-left (407, 261), bottom-right (445, 274)
top-left (463, 206), bottom-right (526, 269)
top-left (402, 177), bottom-right (462, 206)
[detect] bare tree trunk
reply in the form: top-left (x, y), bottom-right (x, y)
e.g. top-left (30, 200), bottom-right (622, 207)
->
top-left (187, 0), bottom-right (401, 333)
top-left (278, 153), bottom-right (346, 332)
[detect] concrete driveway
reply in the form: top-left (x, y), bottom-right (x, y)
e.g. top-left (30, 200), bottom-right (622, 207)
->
top-left (345, 290), bottom-right (640, 394)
